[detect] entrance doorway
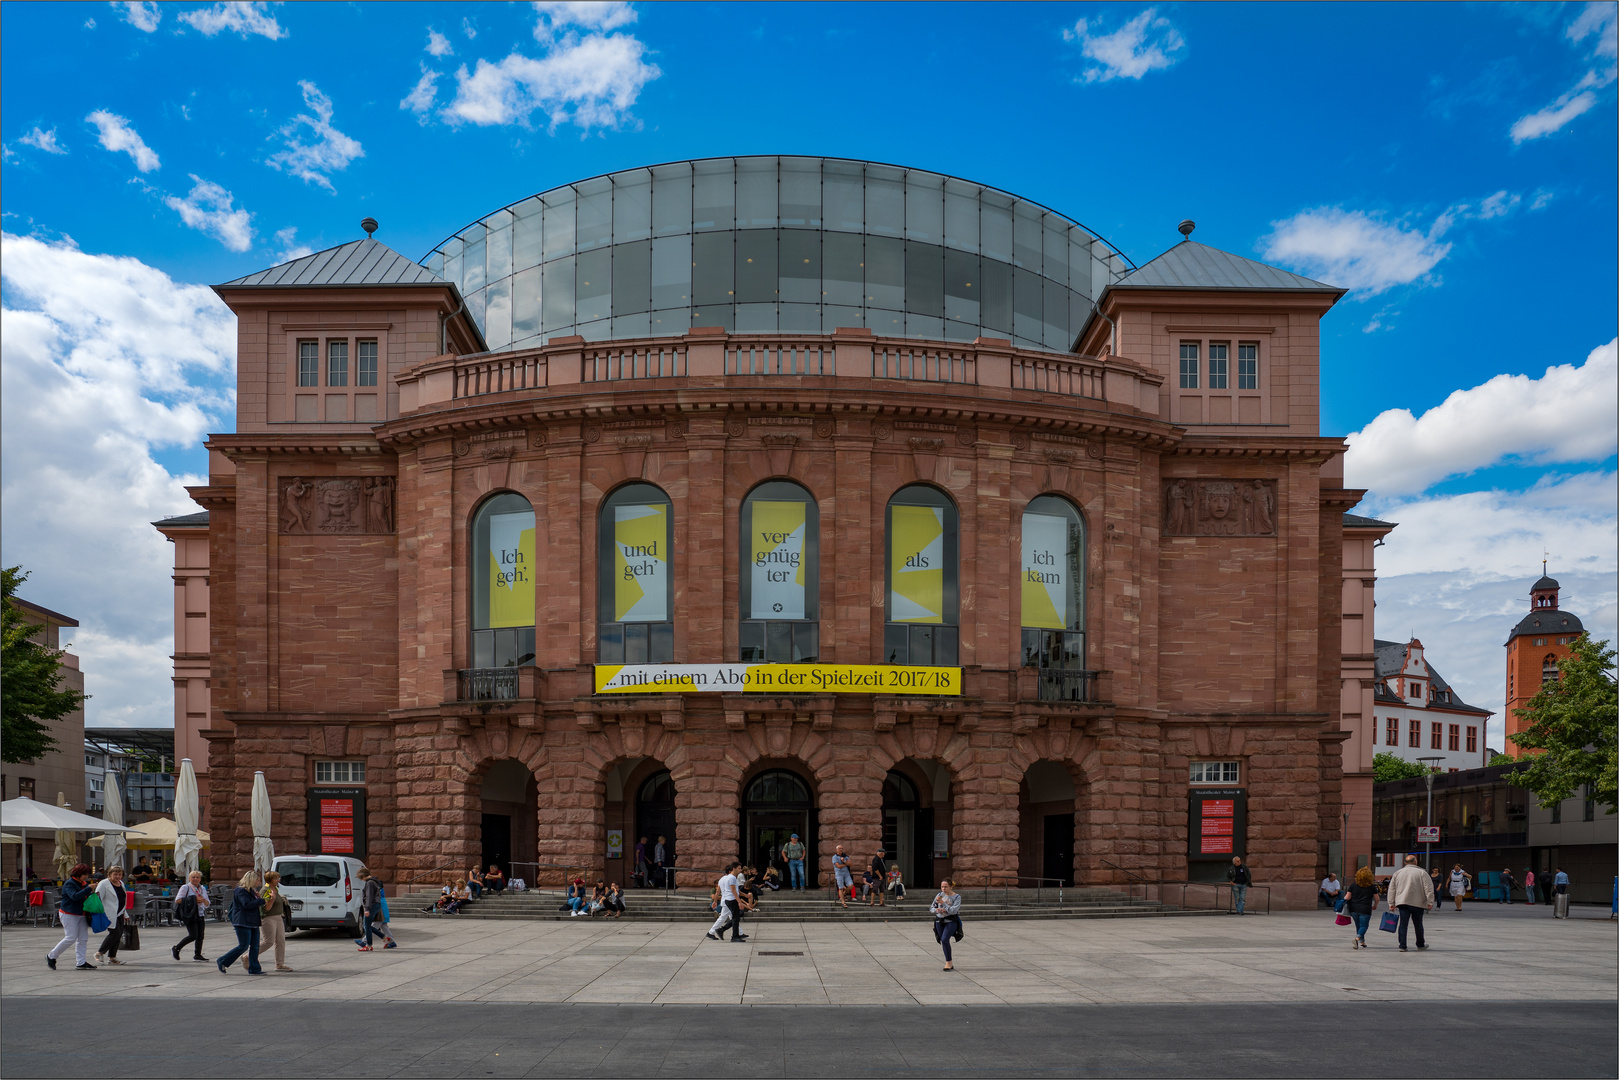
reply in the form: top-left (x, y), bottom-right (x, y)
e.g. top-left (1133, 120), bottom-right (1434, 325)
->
top-left (882, 770), bottom-right (935, 889)
top-left (480, 759), bottom-right (537, 881)
top-left (636, 770), bottom-right (676, 887)
top-left (1019, 760), bottom-right (1076, 888)
top-left (742, 769), bottom-right (815, 882)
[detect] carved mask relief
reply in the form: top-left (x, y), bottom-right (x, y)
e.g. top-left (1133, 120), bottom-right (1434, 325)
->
top-left (282, 476), bottom-right (396, 534)
top-left (1162, 479), bottom-right (1277, 537)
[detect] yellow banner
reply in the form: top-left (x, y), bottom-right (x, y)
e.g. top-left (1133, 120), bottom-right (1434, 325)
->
top-left (890, 504), bottom-right (944, 623)
top-left (750, 500), bottom-right (807, 619)
top-left (594, 663), bottom-right (961, 695)
top-left (488, 510), bottom-right (536, 629)
top-left (614, 504), bottom-right (668, 622)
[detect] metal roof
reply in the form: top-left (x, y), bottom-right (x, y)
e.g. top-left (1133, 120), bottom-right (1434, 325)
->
top-left (217, 238), bottom-right (447, 289)
top-left (1344, 513), bottom-right (1397, 528)
top-left (153, 512), bottom-right (209, 528)
top-left (1112, 240), bottom-right (1342, 293)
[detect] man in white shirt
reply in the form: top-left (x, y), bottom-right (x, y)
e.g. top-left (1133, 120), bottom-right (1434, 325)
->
top-left (1319, 872), bottom-right (1341, 907)
top-left (705, 862), bottom-right (747, 942)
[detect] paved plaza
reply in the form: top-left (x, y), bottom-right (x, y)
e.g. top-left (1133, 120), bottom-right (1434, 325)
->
top-left (3, 904), bottom-right (1613, 1006)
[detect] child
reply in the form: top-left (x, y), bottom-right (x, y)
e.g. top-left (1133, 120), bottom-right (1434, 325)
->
top-left (862, 868), bottom-right (879, 905)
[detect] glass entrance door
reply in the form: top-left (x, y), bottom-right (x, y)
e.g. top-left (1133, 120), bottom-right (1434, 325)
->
top-left (741, 770), bottom-right (815, 884)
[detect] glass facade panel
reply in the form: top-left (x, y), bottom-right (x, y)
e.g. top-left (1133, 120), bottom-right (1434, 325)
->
top-left (427, 158), bottom-right (1132, 356)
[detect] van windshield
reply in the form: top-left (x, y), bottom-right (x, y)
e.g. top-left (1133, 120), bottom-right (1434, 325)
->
top-left (276, 861), bottom-right (341, 888)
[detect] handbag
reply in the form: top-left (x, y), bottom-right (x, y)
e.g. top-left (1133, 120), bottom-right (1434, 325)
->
top-left (1334, 912), bottom-right (1352, 926)
top-left (1379, 910), bottom-right (1399, 933)
top-left (121, 922), bottom-right (141, 951)
top-left (89, 912), bottom-right (111, 934)
top-left (82, 891), bottom-right (104, 915)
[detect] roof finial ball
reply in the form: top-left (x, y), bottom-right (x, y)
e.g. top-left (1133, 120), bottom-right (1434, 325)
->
top-left (1177, 219), bottom-right (1196, 241)
top-left (361, 217), bottom-right (379, 238)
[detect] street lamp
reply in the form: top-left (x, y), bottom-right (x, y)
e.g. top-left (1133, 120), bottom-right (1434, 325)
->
top-left (1417, 756), bottom-right (1444, 871)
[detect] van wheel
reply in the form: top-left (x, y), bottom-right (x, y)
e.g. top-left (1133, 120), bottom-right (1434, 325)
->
top-left (342, 915), bottom-right (358, 934)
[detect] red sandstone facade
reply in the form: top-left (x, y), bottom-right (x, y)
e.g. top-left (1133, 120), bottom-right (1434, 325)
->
top-left (189, 237), bottom-right (1368, 909)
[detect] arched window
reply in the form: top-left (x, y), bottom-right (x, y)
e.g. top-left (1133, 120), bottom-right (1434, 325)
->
top-left (471, 492), bottom-right (536, 669)
top-left (1020, 495), bottom-right (1087, 698)
top-left (739, 480), bottom-right (820, 662)
top-left (884, 484), bottom-right (959, 666)
top-left (598, 482), bottom-right (674, 663)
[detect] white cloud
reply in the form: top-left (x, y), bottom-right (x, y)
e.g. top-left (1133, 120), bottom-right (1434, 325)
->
top-left (19, 127), bottom-right (67, 155)
top-left (0, 233), bottom-right (235, 727)
top-left (532, 1), bottom-right (637, 36)
top-left (163, 175), bottom-right (254, 251)
top-left (273, 225), bottom-right (314, 262)
top-left (426, 28), bottom-right (453, 56)
top-left (113, 1), bottom-right (161, 31)
top-left (1510, 3), bottom-right (1618, 142)
top-left (177, 1), bottom-right (286, 39)
top-left (266, 81), bottom-right (363, 192)
top-left (442, 32), bottom-right (659, 130)
top-left (462, 16), bottom-right (477, 39)
top-left (86, 110), bottom-right (160, 172)
top-left (1063, 8), bottom-right (1185, 83)
top-left (1261, 207), bottom-right (1451, 296)
top-left (1346, 339), bottom-right (1618, 496)
top-left (401, 64), bottom-right (440, 120)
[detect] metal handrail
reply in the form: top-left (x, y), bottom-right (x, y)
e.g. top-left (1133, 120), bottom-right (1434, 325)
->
top-left (980, 872), bottom-right (1066, 905)
top-left (1095, 859), bottom-right (1272, 914)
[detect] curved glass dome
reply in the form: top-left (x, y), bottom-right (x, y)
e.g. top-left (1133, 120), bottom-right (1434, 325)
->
top-left (425, 156), bottom-right (1134, 355)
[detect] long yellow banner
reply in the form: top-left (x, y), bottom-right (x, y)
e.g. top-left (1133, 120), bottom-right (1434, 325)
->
top-left (594, 663), bottom-right (961, 695)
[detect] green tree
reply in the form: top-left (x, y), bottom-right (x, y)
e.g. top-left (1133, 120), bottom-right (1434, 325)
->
top-left (1512, 633), bottom-right (1618, 814)
top-left (1487, 752), bottom-right (1518, 767)
top-left (1373, 752), bottom-right (1434, 783)
top-left (1, 567), bottom-right (89, 764)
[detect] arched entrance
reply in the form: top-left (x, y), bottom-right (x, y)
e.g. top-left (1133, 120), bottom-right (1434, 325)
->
top-left (1019, 760), bottom-right (1076, 887)
top-left (481, 759), bottom-right (538, 880)
top-left (741, 769), bottom-right (815, 879)
top-left (882, 770), bottom-right (933, 890)
top-left (636, 770), bottom-right (676, 887)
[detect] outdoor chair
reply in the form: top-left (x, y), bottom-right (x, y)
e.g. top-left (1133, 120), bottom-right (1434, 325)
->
top-left (1, 888), bottom-right (27, 924)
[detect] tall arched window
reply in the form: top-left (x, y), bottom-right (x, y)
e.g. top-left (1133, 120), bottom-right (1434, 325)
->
top-left (598, 482), bottom-right (674, 663)
top-left (884, 484), bottom-right (959, 666)
top-left (1020, 494), bottom-right (1088, 700)
top-left (471, 492), bottom-right (536, 669)
top-left (739, 480), bottom-right (820, 662)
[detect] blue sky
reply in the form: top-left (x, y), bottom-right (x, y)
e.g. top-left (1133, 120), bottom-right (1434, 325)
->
top-left (3, 1), bottom-right (1615, 742)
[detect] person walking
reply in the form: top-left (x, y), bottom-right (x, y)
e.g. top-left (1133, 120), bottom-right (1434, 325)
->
top-left (1552, 867), bottom-right (1571, 918)
top-left (1447, 863), bottom-right (1472, 912)
top-left (831, 846), bottom-right (853, 908)
top-left (357, 868), bottom-right (385, 949)
top-left (634, 836), bottom-right (650, 888)
top-left (1226, 856), bottom-right (1252, 914)
top-left (705, 862), bottom-right (746, 942)
top-left (46, 864), bottom-right (96, 970)
top-left (254, 870), bottom-right (293, 971)
top-left (782, 833), bottom-right (807, 890)
top-left (1523, 868), bottom-right (1536, 905)
top-left (1427, 867), bottom-right (1445, 914)
top-left (931, 879), bottom-right (963, 971)
top-left (172, 870), bottom-right (211, 962)
top-left (1387, 854), bottom-right (1435, 952)
top-left (1500, 868), bottom-right (1517, 905)
top-left (1343, 867), bottom-right (1379, 949)
top-left (217, 869), bottom-right (265, 975)
top-left (652, 836), bottom-right (668, 888)
top-left (93, 865), bottom-right (130, 966)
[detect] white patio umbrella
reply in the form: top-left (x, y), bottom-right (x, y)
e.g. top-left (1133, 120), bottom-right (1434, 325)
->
top-left (251, 770), bottom-right (274, 874)
top-left (0, 797), bottom-right (135, 883)
top-left (53, 793), bottom-right (76, 880)
top-left (101, 772), bottom-right (127, 875)
top-left (174, 759), bottom-right (203, 878)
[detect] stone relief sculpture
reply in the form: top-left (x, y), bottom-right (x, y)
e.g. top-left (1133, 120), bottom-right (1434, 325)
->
top-left (281, 476), bottom-right (395, 534)
top-left (1162, 479), bottom-right (1277, 537)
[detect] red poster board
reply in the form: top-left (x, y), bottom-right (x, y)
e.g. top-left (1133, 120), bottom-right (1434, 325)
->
top-left (1188, 788), bottom-right (1246, 861)
top-left (306, 788), bottom-right (367, 858)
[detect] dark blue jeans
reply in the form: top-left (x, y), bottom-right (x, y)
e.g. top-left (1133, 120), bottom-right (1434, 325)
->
top-left (934, 916), bottom-right (961, 962)
top-left (1397, 905), bottom-right (1426, 949)
top-left (363, 912), bottom-right (383, 945)
top-left (219, 925), bottom-right (262, 973)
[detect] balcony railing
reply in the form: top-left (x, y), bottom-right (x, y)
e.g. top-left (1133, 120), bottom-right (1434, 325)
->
top-left (397, 330), bottom-right (1162, 415)
top-left (1035, 669), bottom-right (1101, 703)
top-left (457, 668), bottom-right (519, 701)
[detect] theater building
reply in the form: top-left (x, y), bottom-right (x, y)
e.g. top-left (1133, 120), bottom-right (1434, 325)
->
top-left (184, 157), bottom-right (1370, 908)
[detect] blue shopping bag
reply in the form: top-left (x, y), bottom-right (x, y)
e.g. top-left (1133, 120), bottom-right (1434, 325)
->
top-left (1379, 911), bottom-right (1399, 933)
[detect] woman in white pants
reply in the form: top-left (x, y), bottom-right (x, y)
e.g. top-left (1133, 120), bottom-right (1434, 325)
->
top-left (46, 864), bottom-right (97, 970)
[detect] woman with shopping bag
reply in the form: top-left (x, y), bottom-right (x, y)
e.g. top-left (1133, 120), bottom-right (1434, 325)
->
top-left (1340, 867), bottom-right (1379, 950)
top-left (93, 866), bottom-right (131, 966)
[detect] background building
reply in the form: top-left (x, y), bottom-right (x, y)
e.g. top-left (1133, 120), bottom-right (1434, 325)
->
top-left (1504, 572), bottom-right (1586, 756)
top-left (1370, 638), bottom-right (1492, 771)
top-left (179, 156), bottom-right (1376, 908)
top-left (1338, 513), bottom-right (1396, 884)
top-left (153, 511), bottom-right (212, 822)
top-left (84, 728), bottom-right (178, 817)
top-left (1, 597), bottom-right (85, 881)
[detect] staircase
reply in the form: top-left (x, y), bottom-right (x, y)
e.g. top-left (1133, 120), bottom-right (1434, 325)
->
top-left (390, 886), bottom-right (1222, 923)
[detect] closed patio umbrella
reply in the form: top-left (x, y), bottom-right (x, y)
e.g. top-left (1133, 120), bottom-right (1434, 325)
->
top-left (251, 771), bottom-right (274, 874)
top-left (102, 772), bottom-right (127, 875)
top-left (174, 759), bottom-right (203, 878)
top-left (53, 793), bottom-right (76, 880)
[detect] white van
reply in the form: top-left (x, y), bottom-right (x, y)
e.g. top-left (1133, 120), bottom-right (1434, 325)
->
top-left (272, 855), bottom-right (367, 933)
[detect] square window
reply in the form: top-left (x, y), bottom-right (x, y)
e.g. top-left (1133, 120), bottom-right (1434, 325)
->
top-left (1237, 343), bottom-right (1258, 389)
top-left (358, 340), bottom-right (378, 387)
top-left (328, 340), bottom-right (349, 387)
top-left (315, 760), bottom-right (365, 784)
top-left (297, 341), bottom-right (318, 387)
top-left (1189, 760), bottom-right (1239, 784)
top-left (1179, 342), bottom-right (1199, 389)
top-left (1208, 343), bottom-right (1228, 389)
